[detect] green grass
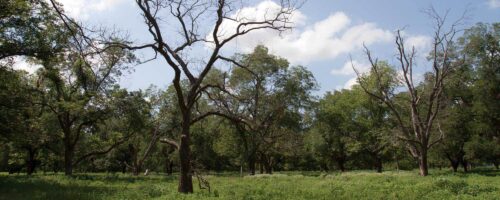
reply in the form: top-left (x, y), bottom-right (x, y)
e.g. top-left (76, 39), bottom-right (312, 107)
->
top-left (0, 169), bottom-right (498, 200)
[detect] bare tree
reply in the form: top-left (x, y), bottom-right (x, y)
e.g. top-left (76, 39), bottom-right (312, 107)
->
top-left (115, 0), bottom-right (298, 193)
top-left (356, 8), bottom-right (465, 176)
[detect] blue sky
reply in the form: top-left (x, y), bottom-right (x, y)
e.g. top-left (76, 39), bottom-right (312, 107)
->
top-left (45, 0), bottom-right (500, 95)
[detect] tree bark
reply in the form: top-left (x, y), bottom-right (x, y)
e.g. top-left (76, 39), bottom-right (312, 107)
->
top-left (177, 118), bottom-right (193, 193)
top-left (248, 154), bottom-right (256, 175)
top-left (64, 140), bottom-right (74, 176)
top-left (338, 163), bottom-right (346, 172)
top-left (26, 148), bottom-right (37, 175)
top-left (263, 160), bottom-right (272, 174)
top-left (1, 145), bottom-right (9, 172)
top-left (166, 160), bottom-right (174, 175)
top-left (260, 153), bottom-right (273, 174)
top-left (129, 144), bottom-right (140, 176)
top-left (447, 155), bottom-right (459, 172)
top-left (337, 159), bottom-right (346, 172)
top-left (418, 152), bottom-right (429, 176)
top-left (122, 163), bottom-right (127, 174)
top-left (451, 161), bottom-right (459, 172)
top-left (132, 166), bottom-right (141, 176)
top-left (461, 159), bottom-right (468, 172)
top-left (375, 157), bottom-right (383, 173)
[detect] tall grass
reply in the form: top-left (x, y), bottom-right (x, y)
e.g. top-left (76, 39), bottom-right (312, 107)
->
top-left (0, 169), bottom-right (498, 200)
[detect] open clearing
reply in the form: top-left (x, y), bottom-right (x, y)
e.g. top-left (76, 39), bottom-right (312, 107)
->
top-left (1, 169), bottom-right (498, 200)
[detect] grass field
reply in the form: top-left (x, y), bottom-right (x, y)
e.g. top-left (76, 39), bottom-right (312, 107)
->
top-left (0, 169), bottom-right (498, 200)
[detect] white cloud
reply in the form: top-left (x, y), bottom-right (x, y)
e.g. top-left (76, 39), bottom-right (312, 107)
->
top-left (331, 60), bottom-right (371, 76)
top-left (405, 35), bottom-right (433, 55)
top-left (54, 0), bottom-right (125, 19)
top-left (488, 0), bottom-right (500, 8)
top-left (342, 77), bottom-right (358, 89)
top-left (212, 1), bottom-right (393, 64)
top-left (331, 60), bottom-right (371, 90)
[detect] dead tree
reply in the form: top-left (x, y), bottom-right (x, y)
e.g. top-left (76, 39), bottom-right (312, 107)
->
top-left (356, 8), bottom-right (465, 176)
top-left (112, 0), bottom-right (298, 193)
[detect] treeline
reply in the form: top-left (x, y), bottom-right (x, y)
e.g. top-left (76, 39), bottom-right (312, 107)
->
top-left (0, 0), bottom-right (499, 193)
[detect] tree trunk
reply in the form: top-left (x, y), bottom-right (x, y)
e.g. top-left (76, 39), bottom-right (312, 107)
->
top-left (26, 148), bottom-right (37, 175)
top-left (263, 160), bottom-right (272, 174)
top-left (336, 157), bottom-right (346, 172)
top-left (461, 159), bottom-right (468, 172)
top-left (129, 144), bottom-right (140, 176)
top-left (447, 155), bottom-right (459, 172)
top-left (1, 145), bottom-right (9, 172)
top-left (122, 163), bottom-right (127, 174)
top-left (492, 161), bottom-right (498, 170)
top-left (132, 166), bottom-right (141, 176)
top-left (321, 163), bottom-right (329, 172)
top-left (248, 154), bottom-right (256, 175)
top-left (63, 128), bottom-right (75, 176)
top-left (375, 157), bottom-right (383, 173)
top-left (451, 161), bottom-right (459, 172)
top-left (64, 142), bottom-right (74, 176)
top-left (177, 119), bottom-right (193, 193)
top-left (168, 161), bottom-right (174, 175)
top-left (418, 152), bottom-right (429, 176)
top-left (260, 153), bottom-right (272, 174)
top-left (53, 160), bottom-right (58, 173)
top-left (165, 158), bottom-right (173, 175)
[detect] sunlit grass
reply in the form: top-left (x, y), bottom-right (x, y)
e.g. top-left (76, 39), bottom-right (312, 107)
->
top-left (0, 169), bottom-right (498, 200)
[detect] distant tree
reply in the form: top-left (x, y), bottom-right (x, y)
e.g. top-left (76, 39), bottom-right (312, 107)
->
top-left (357, 10), bottom-right (464, 176)
top-left (0, 67), bottom-right (51, 175)
top-left (461, 23), bottom-right (500, 169)
top-left (205, 46), bottom-right (316, 174)
top-left (434, 59), bottom-right (474, 172)
top-left (309, 85), bottom-right (391, 172)
top-left (103, 89), bottom-right (154, 176)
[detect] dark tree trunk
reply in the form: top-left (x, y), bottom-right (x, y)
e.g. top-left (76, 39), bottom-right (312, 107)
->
top-left (375, 157), bottom-right (383, 173)
top-left (162, 146), bottom-right (175, 175)
top-left (264, 167), bottom-right (272, 174)
top-left (461, 159), bottom-right (468, 172)
top-left (53, 160), bottom-right (58, 173)
top-left (64, 142), bottom-right (74, 176)
top-left (122, 163), bottom-right (127, 174)
top-left (263, 161), bottom-right (272, 174)
top-left (166, 161), bottom-right (174, 175)
top-left (1, 145), bottom-right (9, 172)
top-left (321, 163), bottom-right (329, 172)
top-left (129, 144), bottom-right (140, 176)
top-left (177, 118), bottom-right (193, 193)
top-left (451, 161), bottom-right (459, 172)
top-left (63, 127), bottom-right (75, 176)
top-left (335, 157), bottom-right (346, 172)
top-left (132, 166), bottom-right (141, 176)
top-left (260, 153), bottom-right (272, 174)
top-left (418, 152), bottom-right (429, 176)
top-left (248, 154), bottom-right (256, 175)
top-left (447, 155), bottom-right (459, 172)
top-left (26, 148), bottom-right (37, 175)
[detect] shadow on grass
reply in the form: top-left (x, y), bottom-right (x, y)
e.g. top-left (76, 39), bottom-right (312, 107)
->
top-left (69, 173), bottom-right (177, 183)
top-left (467, 168), bottom-right (500, 177)
top-left (0, 175), bottom-right (114, 200)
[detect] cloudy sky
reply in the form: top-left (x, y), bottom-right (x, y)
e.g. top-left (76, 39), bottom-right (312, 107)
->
top-left (35, 0), bottom-right (500, 94)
